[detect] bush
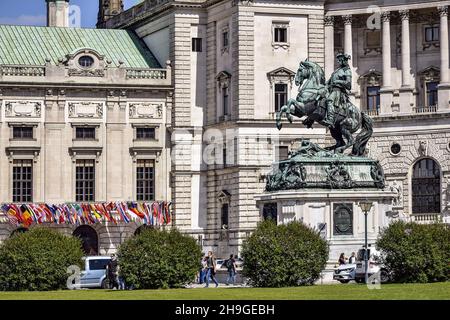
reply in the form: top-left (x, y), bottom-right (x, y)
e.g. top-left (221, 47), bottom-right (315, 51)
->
top-left (376, 221), bottom-right (450, 283)
top-left (0, 227), bottom-right (83, 291)
top-left (241, 220), bottom-right (329, 287)
top-left (118, 228), bottom-right (202, 289)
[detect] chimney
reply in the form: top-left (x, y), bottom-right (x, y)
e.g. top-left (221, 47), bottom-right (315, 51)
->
top-left (97, 0), bottom-right (124, 28)
top-left (46, 0), bottom-right (70, 27)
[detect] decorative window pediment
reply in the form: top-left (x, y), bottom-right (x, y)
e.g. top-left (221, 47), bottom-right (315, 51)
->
top-left (358, 69), bottom-right (382, 87)
top-left (216, 71), bottom-right (232, 88)
top-left (217, 190), bottom-right (231, 204)
top-left (418, 66), bottom-right (440, 82)
top-left (267, 67), bottom-right (296, 87)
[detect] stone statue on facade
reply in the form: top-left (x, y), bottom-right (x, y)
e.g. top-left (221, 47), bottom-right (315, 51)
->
top-left (276, 54), bottom-right (373, 157)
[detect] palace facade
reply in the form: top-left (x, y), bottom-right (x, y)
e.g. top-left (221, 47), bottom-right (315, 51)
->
top-left (1, 0), bottom-right (449, 261)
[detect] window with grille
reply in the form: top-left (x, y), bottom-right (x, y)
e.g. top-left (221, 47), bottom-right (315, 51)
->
top-left (367, 86), bottom-right (380, 112)
top-left (192, 38), bottom-right (202, 52)
top-left (12, 127), bottom-right (33, 139)
top-left (275, 83), bottom-right (288, 112)
top-left (221, 203), bottom-right (229, 229)
top-left (274, 27), bottom-right (287, 43)
top-left (223, 31), bottom-right (229, 48)
top-left (12, 160), bottom-right (33, 202)
top-left (136, 127), bottom-right (155, 140)
top-left (412, 158), bottom-right (440, 214)
top-left (425, 26), bottom-right (439, 42)
top-left (76, 160), bottom-right (95, 202)
top-left (223, 87), bottom-right (229, 116)
top-left (136, 159), bottom-right (155, 201)
top-left (426, 82), bottom-right (439, 106)
top-left (75, 127), bottom-right (95, 140)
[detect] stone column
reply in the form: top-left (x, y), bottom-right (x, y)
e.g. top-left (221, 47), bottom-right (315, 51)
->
top-left (324, 16), bottom-right (335, 80)
top-left (438, 6), bottom-right (450, 110)
top-left (343, 15), bottom-right (356, 103)
top-left (399, 10), bottom-right (414, 112)
top-left (400, 10), bottom-right (411, 87)
top-left (380, 11), bottom-right (393, 114)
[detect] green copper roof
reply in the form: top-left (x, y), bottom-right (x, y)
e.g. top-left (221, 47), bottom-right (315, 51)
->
top-left (0, 25), bottom-right (160, 68)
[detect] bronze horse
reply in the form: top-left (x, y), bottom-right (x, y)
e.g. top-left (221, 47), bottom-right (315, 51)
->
top-left (275, 60), bottom-right (373, 156)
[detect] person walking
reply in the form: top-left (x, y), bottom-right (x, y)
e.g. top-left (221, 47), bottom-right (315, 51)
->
top-left (225, 254), bottom-right (236, 285)
top-left (106, 254), bottom-right (120, 290)
top-left (204, 251), bottom-right (219, 288)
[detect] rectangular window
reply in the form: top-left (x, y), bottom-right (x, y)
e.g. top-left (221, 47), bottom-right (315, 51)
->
top-left (136, 127), bottom-right (156, 140)
top-left (75, 127), bottom-right (95, 140)
top-left (274, 83), bottom-right (288, 112)
top-left (223, 87), bottom-right (229, 116)
top-left (367, 86), bottom-right (380, 113)
top-left (12, 160), bottom-right (33, 202)
top-left (223, 31), bottom-right (229, 48)
top-left (221, 203), bottom-right (229, 229)
top-left (12, 127), bottom-right (33, 139)
top-left (76, 160), bottom-right (95, 202)
top-left (366, 30), bottom-right (381, 48)
top-left (275, 145), bottom-right (289, 162)
top-left (274, 27), bottom-right (287, 43)
top-left (425, 26), bottom-right (439, 42)
top-left (136, 159), bottom-right (155, 201)
top-left (334, 32), bottom-right (343, 50)
top-left (192, 37), bottom-right (202, 52)
top-left (426, 82), bottom-right (439, 106)
top-left (222, 147), bottom-right (227, 166)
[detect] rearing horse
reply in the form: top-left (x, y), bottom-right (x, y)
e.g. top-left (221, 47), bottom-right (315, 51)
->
top-left (275, 60), bottom-right (373, 156)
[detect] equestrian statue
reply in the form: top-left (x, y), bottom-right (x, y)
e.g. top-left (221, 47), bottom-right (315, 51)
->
top-left (275, 53), bottom-right (373, 157)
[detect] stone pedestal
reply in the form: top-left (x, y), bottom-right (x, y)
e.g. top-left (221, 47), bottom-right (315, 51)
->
top-left (255, 188), bottom-right (396, 282)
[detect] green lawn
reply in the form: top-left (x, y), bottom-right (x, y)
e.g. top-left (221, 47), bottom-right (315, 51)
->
top-left (0, 282), bottom-right (449, 300)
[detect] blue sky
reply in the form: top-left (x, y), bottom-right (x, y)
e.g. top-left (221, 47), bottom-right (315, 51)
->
top-left (0, 0), bottom-right (142, 28)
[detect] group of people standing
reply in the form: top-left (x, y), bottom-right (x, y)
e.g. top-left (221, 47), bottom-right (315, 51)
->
top-left (338, 252), bottom-right (357, 265)
top-left (198, 251), bottom-right (238, 287)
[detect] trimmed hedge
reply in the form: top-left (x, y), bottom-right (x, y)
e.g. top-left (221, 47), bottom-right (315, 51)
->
top-left (376, 221), bottom-right (450, 283)
top-left (241, 220), bottom-right (329, 287)
top-left (118, 228), bottom-right (202, 289)
top-left (0, 227), bottom-right (83, 291)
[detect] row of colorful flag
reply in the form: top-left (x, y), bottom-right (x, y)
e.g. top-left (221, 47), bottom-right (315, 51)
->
top-left (0, 202), bottom-right (172, 227)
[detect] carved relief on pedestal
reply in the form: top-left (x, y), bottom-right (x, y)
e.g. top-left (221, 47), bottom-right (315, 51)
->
top-left (4, 101), bottom-right (43, 118)
top-left (128, 103), bottom-right (163, 119)
top-left (67, 101), bottom-right (104, 118)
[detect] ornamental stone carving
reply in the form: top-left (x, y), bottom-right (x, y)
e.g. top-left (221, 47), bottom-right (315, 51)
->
top-left (4, 101), bottom-right (42, 118)
top-left (68, 68), bottom-right (105, 77)
top-left (324, 16), bottom-right (334, 26)
top-left (387, 180), bottom-right (403, 208)
top-left (129, 103), bottom-right (163, 119)
top-left (68, 102), bottom-right (104, 118)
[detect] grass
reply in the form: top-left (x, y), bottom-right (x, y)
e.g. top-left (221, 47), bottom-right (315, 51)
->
top-left (0, 282), bottom-right (449, 300)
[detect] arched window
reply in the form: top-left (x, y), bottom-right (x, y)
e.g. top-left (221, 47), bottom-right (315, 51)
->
top-left (412, 158), bottom-right (441, 214)
top-left (73, 225), bottom-right (98, 256)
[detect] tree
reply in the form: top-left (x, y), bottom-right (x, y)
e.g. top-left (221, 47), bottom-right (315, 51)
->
top-left (118, 228), bottom-right (202, 289)
top-left (376, 221), bottom-right (450, 283)
top-left (241, 220), bottom-right (329, 287)
top-left (0, 227), bottom-right (83, 291)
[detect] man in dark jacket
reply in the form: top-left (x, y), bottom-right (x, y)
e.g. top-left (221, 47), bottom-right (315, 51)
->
top-left (106, 254), bottom-right (120, 290)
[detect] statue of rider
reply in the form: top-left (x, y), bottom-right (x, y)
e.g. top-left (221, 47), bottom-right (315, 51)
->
top-left (323, 53), bottom-right (352, 128)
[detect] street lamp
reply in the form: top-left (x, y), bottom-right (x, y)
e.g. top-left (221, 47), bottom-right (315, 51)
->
top-left (358, 201), bottom-right (373, 284)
